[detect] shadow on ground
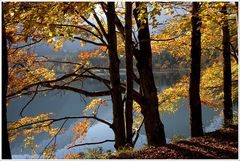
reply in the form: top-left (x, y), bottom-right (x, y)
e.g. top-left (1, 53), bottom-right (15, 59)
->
top-left (120, 125), bottom-right (238, 159)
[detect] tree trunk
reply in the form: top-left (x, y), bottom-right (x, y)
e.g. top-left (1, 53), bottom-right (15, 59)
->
top-left (125, 2), bottom-right (133, 147)
top-left (133, 2), bottom-right (166, 146)
top-left (2, 8), bottom-right (12, 159)
top-left (189, 2), bottom-right (203, 137)
top-left (221, 4), bottom-right (233, 126)
top-left (106, 2), bottom-right (126, 149)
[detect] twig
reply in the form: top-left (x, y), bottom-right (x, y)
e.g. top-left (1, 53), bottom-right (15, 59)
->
top-left (9, 115), bottom-right (113, 131)
top-left (53, 23), bottom-right (107, 45)
top-left (68, 139), bottom-right (115, 149)
top-left (20, 85), bottom-right (39, 118)
top-left (10, 38), bottom-right (43, 54)
top-left (38, 119), bottom-right (68, 159)
top-left (73, 36), bottom-right (105, 46)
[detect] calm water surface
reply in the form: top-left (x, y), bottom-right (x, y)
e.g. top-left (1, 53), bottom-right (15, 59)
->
top-left (8, 71), bottom-right (224, 159)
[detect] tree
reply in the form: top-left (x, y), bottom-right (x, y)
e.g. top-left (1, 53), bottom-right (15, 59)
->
top-left (2, 7), bottom-right (12, 159)
top-left (106, 2), bottom-right (126, 149)
top-left (125, 2), bottom-right (133, 147)
top-left (221, 3), bottom-right (233, 126)
top-left (189, 2), bottom-right (203, 137)
top-left (133, 2), bottom-right (166, 146)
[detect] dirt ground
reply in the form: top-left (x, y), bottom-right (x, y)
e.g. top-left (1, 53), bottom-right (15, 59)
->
top-left (115, 125), bottom-right (238, 159)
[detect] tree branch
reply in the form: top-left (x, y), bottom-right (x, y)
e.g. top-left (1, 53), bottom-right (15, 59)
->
top-left (53, 23), bottom-right (107, 45)
top-left (92, 9), bottom-right (108, 42)
top-left (10, 38), bottom-right (43, 54)
top-left (38, 119), bottom-right (68, 159)
top-left (80, 15), bottom-right (104, 40)
top-left (73, 36), bottom-right (105, 46)
top-left (44, 84), bottom-right (111, 97)
top-left (9, 115), bottom-right (113, 131)
top-left (20, 85), bottom-right (39, 118)
top-left (68, 139), bottom-right (115, 149)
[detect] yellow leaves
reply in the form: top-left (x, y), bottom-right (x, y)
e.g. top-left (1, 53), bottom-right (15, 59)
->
top-left (83, 99), bottom-right (108, 114)
top-left (73, 121), bottom-right (90, 135)
top-left (8, 113), bottom-right (53, 142)
top-left (47, 38), bottom-right (55, 45)
top-left (8, 113), bottom-right (62, 158)
top-left (72, 120), bottom-right (91, 143)
top-left (24, 136), bottom-right (35, 148)
top-left (43, 145), bottom-right (56, 159)
top-left (133, 101), bottom-right (141, 113)
top-left (158, 76), bottom-right (189, 113)
top-left (48, 128), bottom-right (59, 138)
top-left (49, 31), bottom-right (53, 37)
top-left (7, 49), bottom-right (56, 96)
top-left (64, 152), bottom-right (81, 159)
top-left (132, 101), bottom-right (144, 129)
top-left (200, 59), bottom-right (238, 107)
top-left (157, 56), bottom-right (237, 113)
top-left (10, 11), bottom-right (14, 16)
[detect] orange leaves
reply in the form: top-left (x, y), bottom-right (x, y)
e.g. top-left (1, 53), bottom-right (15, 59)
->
top-left (7, 49), bottom-right (56, 97)
top-left (98, 46), bottom-right (107, 52)
top-left (70, 99), bottom-right (108, 146)
top-left (64, 152), bottom-right (81, 159)
top-left (78, 50), bottom-right (105, 61)
top-left (79, 52), bottom-right (95, 60)
top-left (8, 113), bottom-right (54, 142)
top-left (78, 46), bottom-right (107, 61)
top-left (72, 120), bottom-right (91, 143)
top-left (8, 113), bottom-right (61, 158)
top-left (42, 145), bottom-right (56, 159)
top-left (83, 99), bottom-right (108, 114)
top-left (72, 121), bottom-right (90, 136)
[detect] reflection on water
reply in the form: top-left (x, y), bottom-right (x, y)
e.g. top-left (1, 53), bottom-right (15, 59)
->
top-left (8, 71), bottom-right (224, 158)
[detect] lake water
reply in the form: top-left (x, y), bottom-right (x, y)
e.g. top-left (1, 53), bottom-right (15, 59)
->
top-left (8, 71), bottom-right (224, 159)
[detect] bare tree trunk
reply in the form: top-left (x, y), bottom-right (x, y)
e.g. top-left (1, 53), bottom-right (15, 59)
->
top-left (133, 2), bottom-right (166, 146)
top-left (189, 2), bottom-right (203, 137)
top-left (106, 2), bottom-right (126, 149)
top-left (221, 4), bottom-right (233, 126)
top-left (125, 2), bottom-right (133, 147)
top-left (2, 7), bottom-right (12, 158)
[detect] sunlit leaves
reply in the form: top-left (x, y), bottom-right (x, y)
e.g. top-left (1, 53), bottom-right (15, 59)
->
top-left (7, 50), bottom-right (56, 97)
top-left (83, 98), bottom-right (108, 114)
top-left (71, 120), bottom-right (91, 145)
top-left (151, 2), bottom-right (237, 64)
top-left (3, 2), bottom-right (94, 49)
top-left (156, 58), bottom-right (238, 112)
top-left (64, 152), bottom-right (81, 159)
top-left (8, 113), bottom-right (54, 142)
top-left (132, 101), bottom-right (144, 129)
top-left (69, 98), bottom-right (108, 146)
top-left (8, 113), bottom-right (61, 157)
top-left (42, 145), bottom-right (56, 159)
top-left (201, 59), bottom-right (238, 105)
top-left (158, 76), bottom-right (188, 113)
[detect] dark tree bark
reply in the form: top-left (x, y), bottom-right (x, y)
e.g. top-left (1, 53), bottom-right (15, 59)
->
top-left (2, 6), bottom-right (12, 159)
top-left (125, 2), bottom-right (133, 147)
top-left (189, 2), bottom-right (203, 137)
top-left (133, 2), bottom-right (166, 146)
top-left (106, 2), bottom-right (126, 149)
top-left (221, 4), bottom-right (233, 126)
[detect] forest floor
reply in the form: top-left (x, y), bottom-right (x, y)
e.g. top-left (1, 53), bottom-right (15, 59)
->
top-left (113, 125), bottom-right (238, 159)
